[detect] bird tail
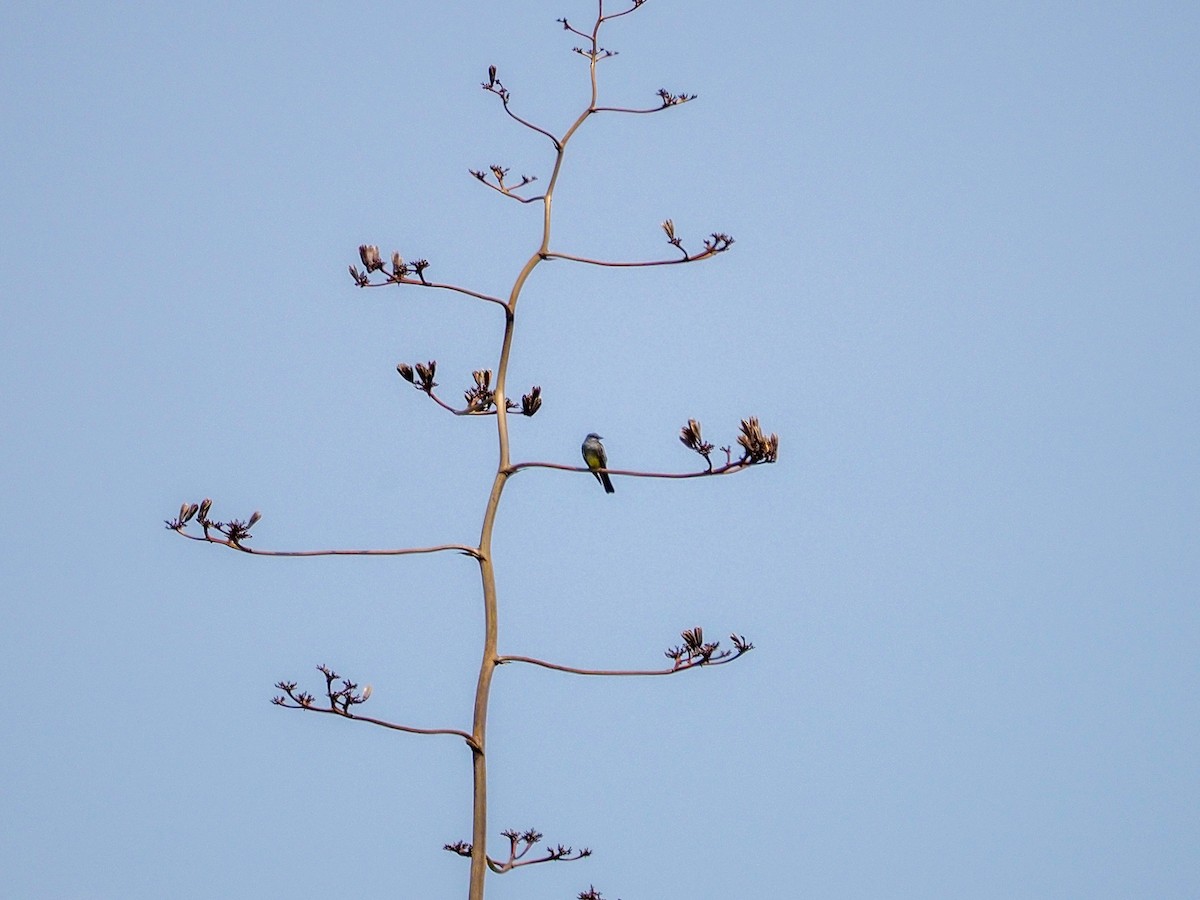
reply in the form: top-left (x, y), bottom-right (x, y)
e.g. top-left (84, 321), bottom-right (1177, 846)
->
top-left (600, 472), bottom-right (615, 494)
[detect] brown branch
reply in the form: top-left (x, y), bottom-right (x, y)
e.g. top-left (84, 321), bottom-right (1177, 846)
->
top-left (499, 629), bottom-right (753, 676)
top-left (593, 90), bottom-right (698, 115)
top-left (359, 276), bottom-right (509, 309)
top-left (469, 168), bottom-right (545, 204)
top-left (497, 655), bottom-right (722, 676)
top-left (487, 845), bottom-right (591, 873)
top-left (482, 80), bottom-right (562, 149)
top-left (274, 702), bottom-right (479, 750)
top-left (542, 239), bottom-right (733, 267)
top-left (504, 458), bottom-right (760, 481)
top-left (273, 673), bottom-right (480, 751)
top-left (171, 529), bottom-right (481, 560)
top-left (419, 388), bottom-right (507, 417)
top-left (446, 829), bottom-right (590, 874)
top-left (592, 105), bottom-right (672, 114)
top-left (600, 0), bottom-right (647, 23)
top-left (166, 507), bottom-right (482, 560)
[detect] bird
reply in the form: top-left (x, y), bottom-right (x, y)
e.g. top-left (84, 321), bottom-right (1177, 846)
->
top-left (581, 433), bottom-right (615, 494)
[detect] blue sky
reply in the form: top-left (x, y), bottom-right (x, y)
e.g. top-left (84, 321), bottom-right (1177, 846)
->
top-left (2, 2), bottom-right (1197, 898)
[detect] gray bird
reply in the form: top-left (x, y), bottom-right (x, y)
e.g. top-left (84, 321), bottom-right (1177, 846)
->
top-left (581, 433), bottom-right (615, 494)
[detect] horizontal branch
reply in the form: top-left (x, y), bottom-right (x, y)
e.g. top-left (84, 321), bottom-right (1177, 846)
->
top-left (359, 276), bottom-right (509, 309)
top-left (170, 528), bottom-right (483, 560)
top-left (504, 458), bottom-right (757, 481)
top-left (498, 655), bottom-right (702, 677)
top-left (274, 702), bottom-right (479, 750)
top-left (593, 91), bottom-right (698, 116)
top-left (353, 246), bottom-right (509, 308)
top-left (500, 628), bottom-right (753, 678)
top-left (591, 105), bottom-right (670, 115)
top-left (274, 670), bottom-right (480, 750)
top-left (542, 234), bottom-right (732, 268)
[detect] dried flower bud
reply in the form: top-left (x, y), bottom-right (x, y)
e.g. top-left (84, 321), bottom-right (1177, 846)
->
top-left (414, 360), bottom-right (437, 390)
top-left (679, 418), bottom-right (714, 455)
top-left (396, 362), bottom-right (415, 383)
top-left (521, 386), bottom-right (542, 417)
top-left (488, 65), bottom-right (497, 87)
top-left (656, 88), bottom-right (698, 107)
top-left (737, 416), bottom-right (779, 463)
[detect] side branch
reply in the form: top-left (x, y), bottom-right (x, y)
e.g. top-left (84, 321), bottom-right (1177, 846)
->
top-left (593, 88), bottom-right (698, 115)
top-left (470, 166), bottom-right (544, 204)
top-left (509, 417), bottom-right (777, 482)
top-left (499, 628), bottom-right (754, 677)
top-left (166, 501), bottom-right (484, 560)
top-left (397, 362), bottom-right (542, 418)
top-left (445, 829), bottom-right (591, 874)
top-left (274, 666), bottom-right (479, 751)
top-left (481, 69), bottom-right (562, 149)
top-left (506, 459), bottom-right (758, 480)
top-left (351, 245), bottom-right (509, 309)
top-left (545, 223), bottom-right (733, 267)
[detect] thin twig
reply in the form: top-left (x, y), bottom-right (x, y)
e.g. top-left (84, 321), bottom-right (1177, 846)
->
top-left (361, 277), bottom-right (509, 309)
top-left (275, 703), bottom-right (480, 750)
top-left (542, 246), bottom-right (729, 267)
top-left (504, 459), bottom-right (756, 480)
top-left (172, 531), bottom-right (483, 560)
top-left (496, 655), bottom-right (741, 676)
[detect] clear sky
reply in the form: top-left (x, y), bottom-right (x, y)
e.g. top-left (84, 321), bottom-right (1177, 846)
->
top-left (2, 2), bottom-right (1197, 898)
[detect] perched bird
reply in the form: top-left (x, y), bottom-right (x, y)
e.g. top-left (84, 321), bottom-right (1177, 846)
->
top-left (581, 432), bottom-right (615, 494)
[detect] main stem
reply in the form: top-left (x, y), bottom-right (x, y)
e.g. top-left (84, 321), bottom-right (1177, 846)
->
top-left (465, 11), bottom-right (606, 899)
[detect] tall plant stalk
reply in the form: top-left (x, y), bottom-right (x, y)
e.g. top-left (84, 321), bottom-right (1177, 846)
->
top-left (169, 3), bottom-right (774, 898)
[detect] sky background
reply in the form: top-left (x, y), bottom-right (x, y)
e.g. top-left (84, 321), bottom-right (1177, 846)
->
top-left (2, 1), bottom-right (1198, 898)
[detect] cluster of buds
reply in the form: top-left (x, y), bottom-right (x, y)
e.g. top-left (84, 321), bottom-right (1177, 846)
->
top-left (571, 45), bottom-right (618, 61)
top-left (737, 416), bottom-right (779, 464)
top-left (656, 88), bottom-right (697, 107)
top-left (703, 232), bottom-right (735, 254)
top-left (665, 627), bottom-right (754, 669)
top-left (273, 665), bottom-right (372, 715)
top-left (498, 829), bottom-right (589, 866)
top-left (350, 245), bottom-right (431, 287)
top-left (166, 499), bottom-right (261, 546)
top-left (398, 361), bottom-right (543, 416)
top-left (521, 385), bottom-right (542, 417)
top-left (464, 369), bottom-right (497, 412)
top-left (469, 165), bottom-right (537, 194)
top-left (680, 418), bottom-right (778, 469)
top-left (445, 828), bottom-right (590, 873)
top-left (661, 220), bottom-right (735, 260)
top-left (397, 360), bottom-right (439, 393)
top-left (577, 888), bottom-right (611, 900)
top-left (464, 370), bottom-right (543, 416)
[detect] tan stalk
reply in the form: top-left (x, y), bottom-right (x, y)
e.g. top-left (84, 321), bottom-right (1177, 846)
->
top-left (467, 8), bottom-right (613, 897)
